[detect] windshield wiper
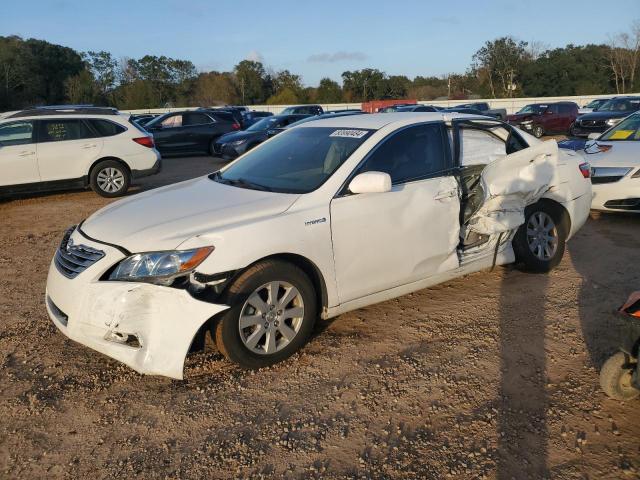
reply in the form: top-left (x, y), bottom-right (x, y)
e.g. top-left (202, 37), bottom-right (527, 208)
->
top-left (211, 172), bottom-right (272, 192)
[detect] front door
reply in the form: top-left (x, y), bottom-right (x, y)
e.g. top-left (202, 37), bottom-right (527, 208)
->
top-left (0, 120), bottom-right (40, 187)
top-left (330, 122), bottom-right (460, 304)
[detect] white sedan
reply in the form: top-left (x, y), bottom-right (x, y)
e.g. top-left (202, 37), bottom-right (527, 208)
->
top-left (45, 113), bottom-right (592, 378)
top-left (581, 112), bottom-right (640, 213)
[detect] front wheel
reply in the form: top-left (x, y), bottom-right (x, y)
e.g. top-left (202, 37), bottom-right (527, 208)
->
top-left (90, 160), bottom-right (130, 197)
top-left (532, 124), bottom-right (544, 138)
top-left (214, 260), bottom-right (317, 368)
top-left (513, 202), bottom-right (567, 272)
top-left (600, 352), bottom-right (640, 401)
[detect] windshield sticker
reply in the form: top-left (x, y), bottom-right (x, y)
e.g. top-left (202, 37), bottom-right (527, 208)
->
top-left (609, 130), bottom-right (634, 140)
top-left (330, 129), bottom-right (368, 139)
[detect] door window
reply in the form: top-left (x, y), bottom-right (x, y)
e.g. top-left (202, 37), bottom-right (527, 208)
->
top-left (161, 115), bottom-right (183, 128)
top-left (0, 121), bottom-right (34, 146)
top-left (38, 119), bottom-right (93, 143)
top-left (357, 123), bottom-right (449, 184)
top-left (88, 119), bottom-right (126, 137)
top-left (183, 113), bottom-right (214, 126)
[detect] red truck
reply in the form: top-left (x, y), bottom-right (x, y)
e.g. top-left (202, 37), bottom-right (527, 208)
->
top-left (507, 101), bottom-right (579, 138)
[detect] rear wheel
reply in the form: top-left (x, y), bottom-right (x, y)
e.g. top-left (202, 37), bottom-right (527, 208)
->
top-left (569, 122), bottom-right (579, 137)
top-left (214, 260), bottom-right (317, 368)
top-left (600, 352), bottom-right (640, 400)
top-left (90, 160), bottom-right (130, 197)
top-left (513, 201), bottom-right (567, 272)
top-left (532, 124), bottom-right (544, 138)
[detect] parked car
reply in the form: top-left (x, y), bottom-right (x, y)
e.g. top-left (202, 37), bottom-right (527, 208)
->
top-left (570, 97), bottom-right (640, 137)
top-left (578, 98), bottom-right (611, 115)
top-left (212, 114), bottom-right (309, 160)
top-left (145, 110), bottom-right (240, 156)
top-left (378, 104), bottom-right (420, 113)
top-left (266, 111), bottom-right (367, 138)
top-left (130, 114), bottom-right (160, 128)
top-left (241, 111), bottom-right (273, 128)
top-left (579, 111), bottom-right (640, 213)
top-left (280, 105), bottom-right (324, 115)
top-left (507, 102), bottom-right (579, 138)
top-left (45, 112), bottom-right (591, 378)
top-left (0, 106), bottom-right (160, 198)
top-left (455, 102), bottom-right (507, 120)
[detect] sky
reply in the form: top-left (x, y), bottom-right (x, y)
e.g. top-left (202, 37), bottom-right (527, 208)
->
top-left (2, 0), bottom-right (639, 86)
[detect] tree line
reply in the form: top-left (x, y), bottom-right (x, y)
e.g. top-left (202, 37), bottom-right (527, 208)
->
top-left (0, 21), bottom-right (638, 111)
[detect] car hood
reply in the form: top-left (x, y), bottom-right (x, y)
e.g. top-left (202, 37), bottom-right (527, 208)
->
top-left (81, 176), bottom-right (300, 252)
top-left (581, 141), bottom-right (640, 168)
top-left (507, 113), bottom-right (537, 122)
top-left (218, 130), bottom-right (265, 143)
top-left (578, 111), bottom-right (629, 121)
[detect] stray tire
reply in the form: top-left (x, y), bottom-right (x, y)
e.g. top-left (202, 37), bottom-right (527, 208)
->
top-left (214, 260), bottom-right (317, 369)
top-left (599, 352), bottom-right (640, 401)
top-left (532, 124), bottom-right (544, 138)
top-left (90, 160), bottom-right (130, 197)
top-left (513, 201), bottom-right (567, 272)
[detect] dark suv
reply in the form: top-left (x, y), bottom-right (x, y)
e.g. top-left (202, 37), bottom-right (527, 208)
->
top-left (570, 96), bottom-right (640, 137)
top-left (280, 105), bottom-right (324, 115)
top-left (507, 102), bottom-right (578, 138)
top-left (145, 110), bottom-right (240, 156)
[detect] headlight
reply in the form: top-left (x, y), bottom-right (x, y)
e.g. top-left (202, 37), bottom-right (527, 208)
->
top-left (108, 247), bottom-right (214, 285)
top-left (230, 139), bottom-right (246, 146)
top-left (606, 118), bottom-right (622, 126)
top-left (520, 120), bottom-right (533, 125)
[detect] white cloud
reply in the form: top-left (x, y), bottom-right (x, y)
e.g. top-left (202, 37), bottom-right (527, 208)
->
top-left (245, 50), bottom-right (264, 63)
top-left (307, 51), bottom-right (368, 63)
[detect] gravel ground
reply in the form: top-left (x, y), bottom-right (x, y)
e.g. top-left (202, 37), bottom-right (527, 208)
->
top-left (0, 154), bottom-right (638, 479)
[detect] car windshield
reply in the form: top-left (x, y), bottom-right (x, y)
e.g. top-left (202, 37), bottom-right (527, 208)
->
top-left (247, 117), bottom-right (281, 131)
top-left (280, 107), bottom-right (298, 115)
top-left (211, 126), bottom-right (373, 194)
top-left (586, 99), bottom-right (606, 109)
top-left (600, 113), bottom-right (640, 141)
top-left (517, 104), bottom-right (546, 114)
top-left (597, 98), bottom-right (640, 112)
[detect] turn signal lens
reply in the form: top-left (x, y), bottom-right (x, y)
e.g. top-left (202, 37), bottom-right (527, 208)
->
top-left (579, 162), bottom-right (591, 179)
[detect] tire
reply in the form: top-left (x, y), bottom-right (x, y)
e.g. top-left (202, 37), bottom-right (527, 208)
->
top-left (599, 352), bottom-right (640, 401)
top-left (569, 123), bottom-right (579, 137)
top-left (214, 260), bottom-right (317, 369)
top-left (513, 201), bottom-right (567, 272)
top-left (209, 139), bottom-right (218, 157)
top-left (90, 160), bottom-right (130, 197)
top-left (532, 124), bottom-right (544, 138)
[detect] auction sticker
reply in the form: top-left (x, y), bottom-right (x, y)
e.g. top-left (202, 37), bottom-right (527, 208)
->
top-left (330, 129), bottom-right (368, 138)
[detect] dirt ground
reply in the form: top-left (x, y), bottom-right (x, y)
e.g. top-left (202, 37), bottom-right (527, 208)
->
top-left (0, 155), bottom-right (638, 479)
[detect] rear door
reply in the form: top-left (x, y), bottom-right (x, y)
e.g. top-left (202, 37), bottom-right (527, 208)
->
top-left (152, 114), bottom-right (187, 153)
top-left (35, 118), bottom-right (103, 182)
top-left (330, 122), bottom-right (460, 303)
top-left (183, 112), bottom-right (217, 152)
top-left (0, 120), bottom-right (39, 187)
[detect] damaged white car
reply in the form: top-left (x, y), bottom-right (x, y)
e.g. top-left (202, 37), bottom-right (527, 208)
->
top-left (46, 113), bottom-right (592, 378)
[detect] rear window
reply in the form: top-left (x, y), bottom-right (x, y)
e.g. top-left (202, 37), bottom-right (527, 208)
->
top-left (210, 112), bottom-right (234, 123)
top-left (89, 119), bottom-right (126, 137)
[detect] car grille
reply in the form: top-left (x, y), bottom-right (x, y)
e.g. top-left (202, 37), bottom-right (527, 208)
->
top-left (213, 142), bottom-right (223, 154)
top-left (591, 176), bottom-right (624, 184)
top-left (54, 228), bottom-right (105, 279)
top-left (603, 198), bottom-right (640, 210)
top-left (579, 119), bottom-right (606, 128)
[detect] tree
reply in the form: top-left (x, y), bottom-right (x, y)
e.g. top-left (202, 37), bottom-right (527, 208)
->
top-left (342, 69), bottom-right (387, 101)
top-left (266, 87), bottom-right (300, 105)
top-left (233, 60), bottom-right (267, 104)
top-left (316, 77), bottom-right (343, 102)
top-left (65, 69), bottom-right (98, 104)
top-left (472, 37), bottom-right (529, 97)
top-left (607, 21), bottom-right (640, 93)
top-left (82, 50), bottom-right (118, 96)
top-left (193, 71), bottom-right (239, 106)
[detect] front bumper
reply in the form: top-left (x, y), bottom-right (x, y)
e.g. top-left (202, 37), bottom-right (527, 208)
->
top-left (592, 176), bottom-right (640, 213)
top-left (213, 141), bottom-right (243, 160)
top-left (571, 122), bottom-right (608, 137)
top-left (45, 228), bottom-right (229, 379)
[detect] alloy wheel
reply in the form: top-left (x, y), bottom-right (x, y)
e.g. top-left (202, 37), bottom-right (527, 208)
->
top-left (238, 281), bottom-right (305, 355)
top-left (96, 167), bottom-right (125, 193)
top-left (526, 211), bottom-right (558, 261)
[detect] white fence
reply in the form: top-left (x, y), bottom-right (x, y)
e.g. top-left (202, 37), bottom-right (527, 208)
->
top-left (122, 93), bottom-right (639, 116)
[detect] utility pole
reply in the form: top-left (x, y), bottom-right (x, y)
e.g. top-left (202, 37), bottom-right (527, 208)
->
top-left (447, 75), bottom-right (451, 99)
top-left (241, 77), bottom-right (245, 104)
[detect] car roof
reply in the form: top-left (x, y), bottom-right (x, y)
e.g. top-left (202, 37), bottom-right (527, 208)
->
top-left (296, 112), bottom-right (485, 130)
top-left (0, 111), bottom-right (131, 123)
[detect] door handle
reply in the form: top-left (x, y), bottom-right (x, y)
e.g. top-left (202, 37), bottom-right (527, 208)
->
top-left (434, 190), bottom-right (457, 201)
top-left (18, 151), bottom-right (35, 156)
top-left (81, 144), bottom-right (97, 149)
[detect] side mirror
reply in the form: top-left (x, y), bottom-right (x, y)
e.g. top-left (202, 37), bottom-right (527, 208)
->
top-left (348, 171), bottom-right (392, 194)
top-left (588, 132), bottom-right (600, 140)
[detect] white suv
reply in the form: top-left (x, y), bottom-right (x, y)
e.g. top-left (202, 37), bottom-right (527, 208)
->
top-left (0, 107), bottom-right (161, 197)
top-left (45, 113), bottom-right (592, 378)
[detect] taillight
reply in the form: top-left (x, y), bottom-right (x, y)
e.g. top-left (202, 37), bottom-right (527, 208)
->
top-left (579, 162), bottom-right (591, 179)
top-left (133, 136), bottom-right (154, 148)
top-left (231, 123), bottom-right (241, 130)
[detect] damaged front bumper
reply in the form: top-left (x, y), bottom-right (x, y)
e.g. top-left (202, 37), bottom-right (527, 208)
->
top-left (45, 228), bottom-right (229, 379)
